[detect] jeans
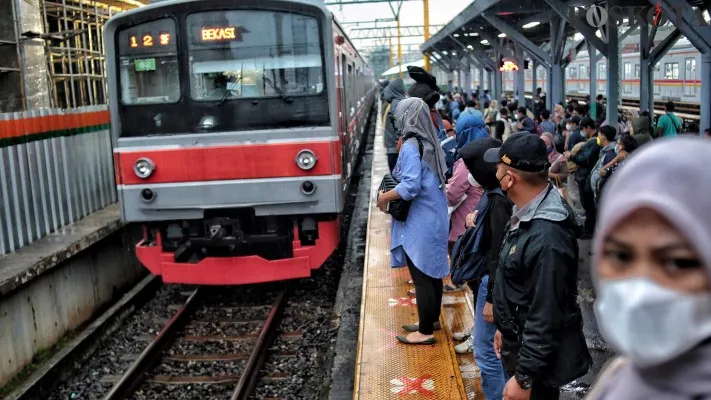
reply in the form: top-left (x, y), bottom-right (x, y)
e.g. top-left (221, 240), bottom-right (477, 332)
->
top-left (474, 276), bottom-right (505, 400)
top-left (406, 255), bottom-right (443, 335)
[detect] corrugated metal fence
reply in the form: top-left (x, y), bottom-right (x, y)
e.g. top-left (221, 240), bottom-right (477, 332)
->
top-left (0, 106), bottom-right (115, 256)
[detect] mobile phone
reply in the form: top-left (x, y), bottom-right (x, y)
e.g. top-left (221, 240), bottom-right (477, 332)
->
top-left (386, 202), bottom-right (390, 213)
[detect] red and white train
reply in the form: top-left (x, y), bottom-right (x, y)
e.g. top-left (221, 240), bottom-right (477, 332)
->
top-left (106, 0), bottom-right (375, 285)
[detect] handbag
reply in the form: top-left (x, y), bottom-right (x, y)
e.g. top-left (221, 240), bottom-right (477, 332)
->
top-left (378, 173), bottom-right (411, 221)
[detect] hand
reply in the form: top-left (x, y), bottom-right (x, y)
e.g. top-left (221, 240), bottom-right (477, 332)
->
top-left (465, 210), bottom-right (479, 228)
top-left (494, 330), bottom-right (502, 359)
top-left (503, 377), bottom-right (531, 400)
top-left (377, 190), bottom-right (388, 213)
top-left (483, 302), bottom-right (494, 323)
top-left (563, 151), bottom-right (571, 158)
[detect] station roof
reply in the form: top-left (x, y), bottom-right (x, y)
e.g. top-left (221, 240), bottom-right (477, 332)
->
top-left (381, 59), bottom-right (426, 77)
top-left (419, 0), bottom-right (668, 68)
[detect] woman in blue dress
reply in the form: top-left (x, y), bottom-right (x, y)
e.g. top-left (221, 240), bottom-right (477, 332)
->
top-left (377, 97), bottom-right (450, 345)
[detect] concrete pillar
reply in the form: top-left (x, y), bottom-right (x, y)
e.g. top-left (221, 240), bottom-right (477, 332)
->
top-left (494, 52), bottom-right (503, 101)
top-left (701, 52), bottom-right (711, 132)
top-left (588, 41), bottom-right (598, 119)
top-left (479, 67), bottom-right (485, 99)
top-left (549, 18), bottom-right (565, 108)
top-left (12, 0), bottom-right (50, 109)
top-left (515, 47), bottom-right (525, 103)
top-left (457, 69), bottom-right (463, 92)
top-left (487, 69), bottom-right (493, 93)
top-left (639, 22), bottom-right (653, 114)
top-left (606, 11), bottom-right (620, 126)
top-left (546, 67), bottom-right (554, 110)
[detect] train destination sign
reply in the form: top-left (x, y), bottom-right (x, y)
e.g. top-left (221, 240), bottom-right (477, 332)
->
top-left (199, 26), bottom-right (249, 42)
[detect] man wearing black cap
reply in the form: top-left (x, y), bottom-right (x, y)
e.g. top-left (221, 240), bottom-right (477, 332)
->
top-left (483, 135), bottom-right (591, 400)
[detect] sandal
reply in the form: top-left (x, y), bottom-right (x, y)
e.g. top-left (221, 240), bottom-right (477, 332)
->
top-left (396, 335), bottom-right (436, 345)
top-left (402, 321), bottom-right (441, 332)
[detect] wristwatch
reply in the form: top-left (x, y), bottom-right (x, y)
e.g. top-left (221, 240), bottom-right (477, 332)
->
top-left (515, 373), bottom-right (533, 390)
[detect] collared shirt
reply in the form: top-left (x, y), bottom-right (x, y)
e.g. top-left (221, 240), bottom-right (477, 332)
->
top-left (509, 185), bottom-right (551, 230)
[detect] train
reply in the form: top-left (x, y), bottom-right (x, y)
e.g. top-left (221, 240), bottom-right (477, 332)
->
top-left (105, 0), bottom-right (375, 285)
top-left (502, 35), bottom-right (701, 115)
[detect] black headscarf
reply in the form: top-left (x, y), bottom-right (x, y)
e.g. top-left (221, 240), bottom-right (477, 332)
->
top-left (457, 138), bottom-right (502, 190)
top-left (406, 66), bottom-right (440, 108)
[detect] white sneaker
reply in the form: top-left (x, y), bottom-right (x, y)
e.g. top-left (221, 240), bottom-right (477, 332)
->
top-left (455, 337), bottom-right (474, 354)
top-left (452, 331), bottom-right (471, 341)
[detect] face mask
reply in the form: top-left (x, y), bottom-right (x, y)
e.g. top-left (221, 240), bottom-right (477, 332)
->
top-left (565, 124), bottom-right (573, 131)
top-left (514, 114), bottom-right (520, 120)
top-left (467, 174), bottom-right (481, 187)
top-left (595, 277), bottom-right (711, 368)
top-left (496, 171), bottom-right (512, 193)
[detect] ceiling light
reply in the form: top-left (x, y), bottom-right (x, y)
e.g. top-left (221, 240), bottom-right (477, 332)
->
top-left (467, 45), bottom-right (474, 50)
top-left (463, 33), bottom-right (469, 37)
top-left (498, 33), bottom-right (506, 38)
top-left (454, 33), bottom-right (460, 37)
top-left (522, 21), bottom-right (540, 29)
top-left (470, 32), bottom-right (478, 37)
top-left (442, 50), bottom-right (448, 55)
top-left (481, 39), bottom-right (489, 45)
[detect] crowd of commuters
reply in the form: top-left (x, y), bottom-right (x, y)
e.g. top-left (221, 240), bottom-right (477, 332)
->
top-left (377, 67), bottom-right (711, 400)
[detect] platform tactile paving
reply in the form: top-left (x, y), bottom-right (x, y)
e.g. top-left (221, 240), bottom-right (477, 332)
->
top-left (354, 102), bottom-right (482, 400)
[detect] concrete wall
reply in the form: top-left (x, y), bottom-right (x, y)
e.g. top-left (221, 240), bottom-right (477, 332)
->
top-left (0, 226), bottom-right (144, 386)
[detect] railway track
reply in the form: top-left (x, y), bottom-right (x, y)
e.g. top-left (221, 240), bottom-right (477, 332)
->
top-left (101, 287), bottom-right (291, 400)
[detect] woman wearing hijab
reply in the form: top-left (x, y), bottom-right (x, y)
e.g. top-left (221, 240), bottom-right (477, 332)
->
top-left (377, 97), bottom-right (449, 346)
top-left (542, 132), bottom-right (568, 191)
top-left (455, 115), bottom-right (489, 149)
top-left (586, 136), bottom-right (711, 400)
top-left (629, 112), bottom-right (653, 146)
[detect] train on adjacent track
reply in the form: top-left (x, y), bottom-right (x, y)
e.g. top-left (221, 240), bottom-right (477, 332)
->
top-left (106, 0), bottom-right (375, 285)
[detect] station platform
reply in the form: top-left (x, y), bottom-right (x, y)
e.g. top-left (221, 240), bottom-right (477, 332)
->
top-left (353, 103), bottom-right (482, 399)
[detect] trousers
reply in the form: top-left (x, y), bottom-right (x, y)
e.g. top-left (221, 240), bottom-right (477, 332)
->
top-left (387, 153), bottom-right (398, 173)
top-left (474, 276), bottom-right (506, 399)
top-left (502, 356), bottom-right (560, 400)
top-left (406, 255), bottom-right (443, 335)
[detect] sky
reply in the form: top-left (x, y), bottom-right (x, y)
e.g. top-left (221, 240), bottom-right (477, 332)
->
top-left (325, 0), bottom-right (472, 55)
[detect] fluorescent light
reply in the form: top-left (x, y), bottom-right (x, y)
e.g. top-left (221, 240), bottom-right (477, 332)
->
top-left (481, 39), bottom-right (489, 45)
top-left (442, 50), bottom-right (448, 55)
top-left (522, 21), bottom-right (540, 29)
top-left (454, 33), bottom-right (460, 37)
top-left (467, 45), bottom-right (474, 50)
top-left (498, 33), bottom-right (506, 38)
top-left (463, 33), bottom-right (469, 37)
top-left (470, 32), bottom-right (478, 37)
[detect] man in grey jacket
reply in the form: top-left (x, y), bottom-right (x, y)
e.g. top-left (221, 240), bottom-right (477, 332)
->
top-left (382, 78), bottom-right (406, 172)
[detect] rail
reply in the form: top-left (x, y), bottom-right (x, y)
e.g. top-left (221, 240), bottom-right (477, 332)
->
top-left (0, 105), bottom-right (116, 256)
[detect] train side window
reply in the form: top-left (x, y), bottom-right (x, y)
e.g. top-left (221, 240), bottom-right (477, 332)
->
top-left (598, 64), bottom-right (606, 80)
top-left (634, 64), bottom-right (640, 78)
top-left (116, 18), bottom-right (180, 105)
top-left (664, 62), bottom-right (679, 79)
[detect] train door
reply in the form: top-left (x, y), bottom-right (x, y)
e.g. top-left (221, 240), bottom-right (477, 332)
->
top-left (684, 57), bottom-right (697, 98)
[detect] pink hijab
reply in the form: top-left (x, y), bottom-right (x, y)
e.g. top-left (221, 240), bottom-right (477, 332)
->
top-left (589, 136), bottom-right (711, 400)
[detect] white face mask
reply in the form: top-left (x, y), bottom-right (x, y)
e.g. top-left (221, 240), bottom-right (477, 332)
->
top-left (566, 124), bottom-right (573, 131)
top-left (595, 277), bottom-right (711, 368)
top-left (467, 174), bottom-right (481, 187)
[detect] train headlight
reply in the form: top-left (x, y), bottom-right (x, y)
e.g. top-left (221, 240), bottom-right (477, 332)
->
top-left (133, 157), bottom-right (156, 179)
top-left (295, 150), bottom-right (317, 170)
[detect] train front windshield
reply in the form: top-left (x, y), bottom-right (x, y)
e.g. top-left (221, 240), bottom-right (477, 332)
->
top-left (188, 11), bottom-right (324, 101)
top-left (115, 9), bottom-right (328, 136)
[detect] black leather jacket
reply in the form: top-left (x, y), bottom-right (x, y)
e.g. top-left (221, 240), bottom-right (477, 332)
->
top-left (493, 186), bottom-right (591, 386)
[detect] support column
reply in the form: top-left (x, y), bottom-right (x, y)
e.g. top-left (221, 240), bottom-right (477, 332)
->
top-left (515, 46), bottom-right (525, 102)
top-left (606, 9), bottom-right (620, 126)
top-left (532, 61), bottom-right (537, 97)
top-left (639, 22), bottom-right (653, 114)
top-left (494, 52), bottom-right (503, 101)
top-left (547, 67), bottom-right (554, 109)
top-left (702, 52), bottom-right (711, 132)
top-left (549, 17), bottom-right (565, 107)
top-left (588, 41), bottom-right (598, 119)
top-left (457, 69), bottom-right (463, 92)
top-left (15, 0), bottom-right (50, 109)
top-left (479, 67), bottom-right (485, 99)
top-left (464, 65), bottom-right (472, 97)
top-left (487, 70), bottom-right (493, 93)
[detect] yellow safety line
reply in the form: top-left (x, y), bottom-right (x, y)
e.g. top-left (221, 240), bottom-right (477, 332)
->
top-left (352, 99), bottom-right (383, 400)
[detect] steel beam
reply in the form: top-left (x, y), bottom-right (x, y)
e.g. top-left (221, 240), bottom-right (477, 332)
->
top-left (515, 44), bottom-right (526, 101)
top-left (348, 25), bottom-right (444, 40)
top-left (519, 10), bottom-right (556, 28)
top-left (493, 50), bottom-right (503, 101)
top-left (465, 65), bottom-right (473, 96)
top-left (477, 30), bottom-right (514, 59)
top-left (532, 61), bottom-right (537, 98)
top-left (479, 67), bottom-right (485, 98)
top-left (595, 23), bottom-right (639, 63)
top-left (652, 0), bottom-right (711, 52)
top-left (482, 14), bottom-right (551, 67)
top-left (606, 4), bottom-right (620, 126)
top-left (702, 52), bottom-right (711, 132)
top-left (649, 29), bottom-right (682, 64)
top-left (543, 0), bottom-right (609, 57)
top-left (420, 0), bottom-right (499, 53)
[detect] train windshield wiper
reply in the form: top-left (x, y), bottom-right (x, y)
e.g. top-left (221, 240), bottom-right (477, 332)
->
top-left (218, 75), bottom-right (242, 105)
top-left (263, 73), bottom-right (293, 104)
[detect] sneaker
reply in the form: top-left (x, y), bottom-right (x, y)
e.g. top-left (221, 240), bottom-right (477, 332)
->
top-left (452, 331), bottom-right (471, 341)
top-left (443, 283), bottom-right (466, 293)
top-left (454, 337), bottom-right (474, 354)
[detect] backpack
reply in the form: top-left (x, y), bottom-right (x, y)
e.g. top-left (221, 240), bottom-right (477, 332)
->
top-left (450, 189), bottom-right (504, 285)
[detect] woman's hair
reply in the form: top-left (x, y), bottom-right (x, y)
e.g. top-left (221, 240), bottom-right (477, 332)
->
top-left (619, 133), bottom-right (639, 153)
